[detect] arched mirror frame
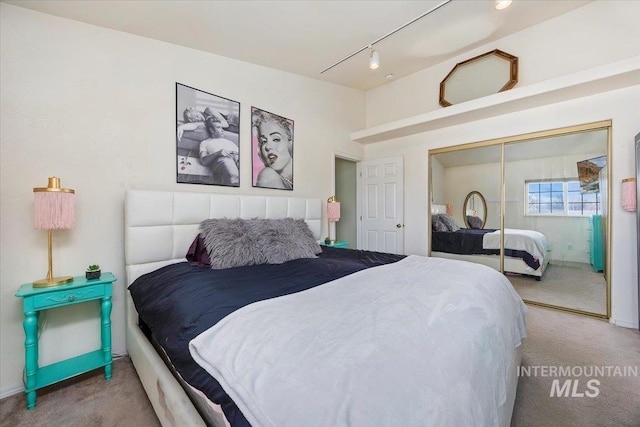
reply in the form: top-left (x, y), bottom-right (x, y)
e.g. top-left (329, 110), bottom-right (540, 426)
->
top-left (428, 120), bottom-right (612, 319)
top-left (463, 191), bottom-right (488, 229)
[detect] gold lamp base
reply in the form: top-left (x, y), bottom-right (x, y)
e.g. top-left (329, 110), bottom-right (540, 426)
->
top-left (33, 228), bottom-right (74, 288)
top-left (33, 276), bottom-right (73, 288)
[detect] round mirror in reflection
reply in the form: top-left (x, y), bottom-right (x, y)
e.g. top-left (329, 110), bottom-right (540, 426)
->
top-left (463, 191), bottom-right (487, 229)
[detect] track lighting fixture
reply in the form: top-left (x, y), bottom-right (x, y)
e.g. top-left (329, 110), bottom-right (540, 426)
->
top-left (320, 0), bottom-right (451, 74)
top-left (369, 48), bottom-right (379, 70)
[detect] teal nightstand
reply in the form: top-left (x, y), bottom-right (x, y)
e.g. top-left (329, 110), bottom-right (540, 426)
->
top-left (321, 240), bottom-right (349, 249)
top-left (15, 272), bottom-right (116, 409)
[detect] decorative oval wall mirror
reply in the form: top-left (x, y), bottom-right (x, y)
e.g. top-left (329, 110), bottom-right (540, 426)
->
top-left (439, 49), bottom-right (518, 107)
top-left (463, 191), bottom-right (487, 229)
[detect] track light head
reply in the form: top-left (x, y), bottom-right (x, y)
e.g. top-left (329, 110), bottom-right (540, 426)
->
top-left (369, 49), bottom-right (379, 70)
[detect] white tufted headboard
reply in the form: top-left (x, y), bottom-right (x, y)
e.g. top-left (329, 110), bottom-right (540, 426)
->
top-left (431, 204), bottom-right (447, 214)
top-left (124, 190), bottom-right (322, 285)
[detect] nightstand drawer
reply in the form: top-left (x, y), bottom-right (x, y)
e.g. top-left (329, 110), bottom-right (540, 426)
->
top-left (31, 285), bottom-right (105, 309)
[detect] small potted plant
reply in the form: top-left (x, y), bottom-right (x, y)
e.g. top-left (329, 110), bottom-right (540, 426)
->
top-left (86, 264), bottom-right (101, 280)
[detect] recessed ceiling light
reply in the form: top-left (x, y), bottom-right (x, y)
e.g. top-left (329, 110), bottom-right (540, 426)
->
top-left (495, 0), bottom-right (512, 10)
top-left (385, 74), bottom-right (394, 80)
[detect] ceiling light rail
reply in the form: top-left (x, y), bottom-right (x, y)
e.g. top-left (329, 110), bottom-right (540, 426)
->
top-left (320, 0), bottom-right (452, 74)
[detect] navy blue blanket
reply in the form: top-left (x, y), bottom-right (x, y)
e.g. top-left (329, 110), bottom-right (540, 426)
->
top-left (129, 246), bottom-right (404, 426)
top-left (432, 228), bottom-right (540, 270)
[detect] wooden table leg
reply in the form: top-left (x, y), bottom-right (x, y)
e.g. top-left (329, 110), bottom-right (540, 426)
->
top-left (23, 311), bottom-right (39, 409)
top-left (101, 296), bottom-right (112, 380)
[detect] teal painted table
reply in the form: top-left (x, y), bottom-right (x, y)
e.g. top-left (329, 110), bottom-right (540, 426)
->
top-left (15, 273), bottom-right (116, 409)
top-left (321, 240), bottom-right (349, 249)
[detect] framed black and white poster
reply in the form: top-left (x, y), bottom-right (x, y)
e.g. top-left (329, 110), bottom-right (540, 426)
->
top-left (251, 107), bottom-right (294, 190)
top-left (176, 83), bottom-right (241, 187)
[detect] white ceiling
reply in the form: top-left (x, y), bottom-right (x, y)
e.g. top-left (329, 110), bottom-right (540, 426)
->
top-left (3, 0), bottom-right (593, 91)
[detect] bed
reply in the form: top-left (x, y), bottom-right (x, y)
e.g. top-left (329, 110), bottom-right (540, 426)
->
top-left (430, 205), bottom-right (550, 280)
top-left (125, 190), bottom-right (527, 427)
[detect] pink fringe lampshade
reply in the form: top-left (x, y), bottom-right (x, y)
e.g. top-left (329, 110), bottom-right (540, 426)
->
top-left (33, 177), bottom-right (75, 287)
top-left (34, 190), bottom-right (75, 229)
top-left (327, 196), bottom-right (341, 243)
top-left (327, 201), bottom-right (341, 222)
top-left (622, 178), bottom-right (636, 212)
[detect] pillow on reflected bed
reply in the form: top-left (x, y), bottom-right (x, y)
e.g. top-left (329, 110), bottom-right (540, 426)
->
top-left (467, 215), bottom-right (483, 229)
top-left (432, 214), bottom-right (459, 232)
top-left (188, 218), bottom-right (321, 269)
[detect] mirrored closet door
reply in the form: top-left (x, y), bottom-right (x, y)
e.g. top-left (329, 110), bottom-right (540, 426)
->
top-left (429, 122), bottom-right (611, 318)
top-left (430, 144), bottom-right (503, 272)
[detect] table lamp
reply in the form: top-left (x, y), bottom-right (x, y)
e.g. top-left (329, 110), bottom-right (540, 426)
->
top-left (327, 195), bottom-right (341, 244)
top-left (33, 177), bottom-right (75, 287)
top-left (622, 178), bottom-right (636, 212)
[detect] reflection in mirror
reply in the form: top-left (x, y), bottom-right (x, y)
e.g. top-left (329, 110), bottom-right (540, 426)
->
top-left (429, 123), bottom-right (610, 318)
top-left (504, 129), bottom-right (608, 316)
top-left (430, 144), bottom-right (502, 272)
top-left (463, 191), bottom-right (487, 229)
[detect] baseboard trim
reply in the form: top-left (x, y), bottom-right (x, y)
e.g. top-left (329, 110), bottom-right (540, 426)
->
top-left (611, 318), bottom-right (640, 329)
top-left (0, 352), bottom-right (129, 401)
top-left (0, 386), bottom-right (24, 400)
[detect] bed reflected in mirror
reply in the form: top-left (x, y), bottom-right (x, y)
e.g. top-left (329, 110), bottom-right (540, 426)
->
top-left (429, 144), bottom-right (502, 274)
top-left (429, 122), bottom-right (611, 318)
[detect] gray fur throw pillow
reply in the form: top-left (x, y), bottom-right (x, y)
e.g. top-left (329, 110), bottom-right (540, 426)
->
top-left (293, 219), bottom-right (322, 255)
top-left (434, 214), bottom-right (459, 232)
top-left (199, 218), bottom-right (262, 269)
top-left (432, 215), bottom-right (448, 232)
top-left (467, 215), bottom-right (483, 229)
top-left (248, 218), bottom-right (319, 264)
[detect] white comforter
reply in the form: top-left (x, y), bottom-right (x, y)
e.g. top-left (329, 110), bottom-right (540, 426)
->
top-left (483, 228), bottom-right (549, 263)
top-left (189, 256), bottom-right (527, 427)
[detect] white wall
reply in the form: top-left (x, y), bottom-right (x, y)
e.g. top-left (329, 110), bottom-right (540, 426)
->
top-left (430, 156), bottom-right (445, 207)
top-left (0, 4), bottom-right (366, 396)
top-left (442, 162), bottom-right (501, 230)
top-left (366, 0), bottom-right (640, 127)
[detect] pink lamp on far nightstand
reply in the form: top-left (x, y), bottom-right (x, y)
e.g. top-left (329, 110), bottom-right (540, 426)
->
top-left (33, 177), bottom-right (75, 287)
top-left (622, 178), bottom-right (636, 212)
top-left (327, 196), bottom-right (341, 244)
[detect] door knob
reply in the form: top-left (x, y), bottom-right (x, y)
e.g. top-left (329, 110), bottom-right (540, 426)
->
top-left (396, 224), bottom-right (402, 228)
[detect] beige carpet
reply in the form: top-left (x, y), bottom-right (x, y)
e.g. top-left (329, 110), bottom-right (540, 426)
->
top-left (509, 262), bottom-right (607, 315)
top-left (0, 356), bottom-right (160, 427)
top-left (512, 305), bottom-right (640, 427)
top-left (1, 307), bottom-right (639, 426)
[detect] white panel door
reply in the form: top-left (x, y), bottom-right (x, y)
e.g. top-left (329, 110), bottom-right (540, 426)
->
top-left (358, 156), bottom-right (404, 254)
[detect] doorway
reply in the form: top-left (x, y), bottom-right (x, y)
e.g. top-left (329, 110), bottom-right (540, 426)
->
top-left (334, 154), bottom-right (405, 253)
top-left (334, 157), bottom-right (357, 248)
